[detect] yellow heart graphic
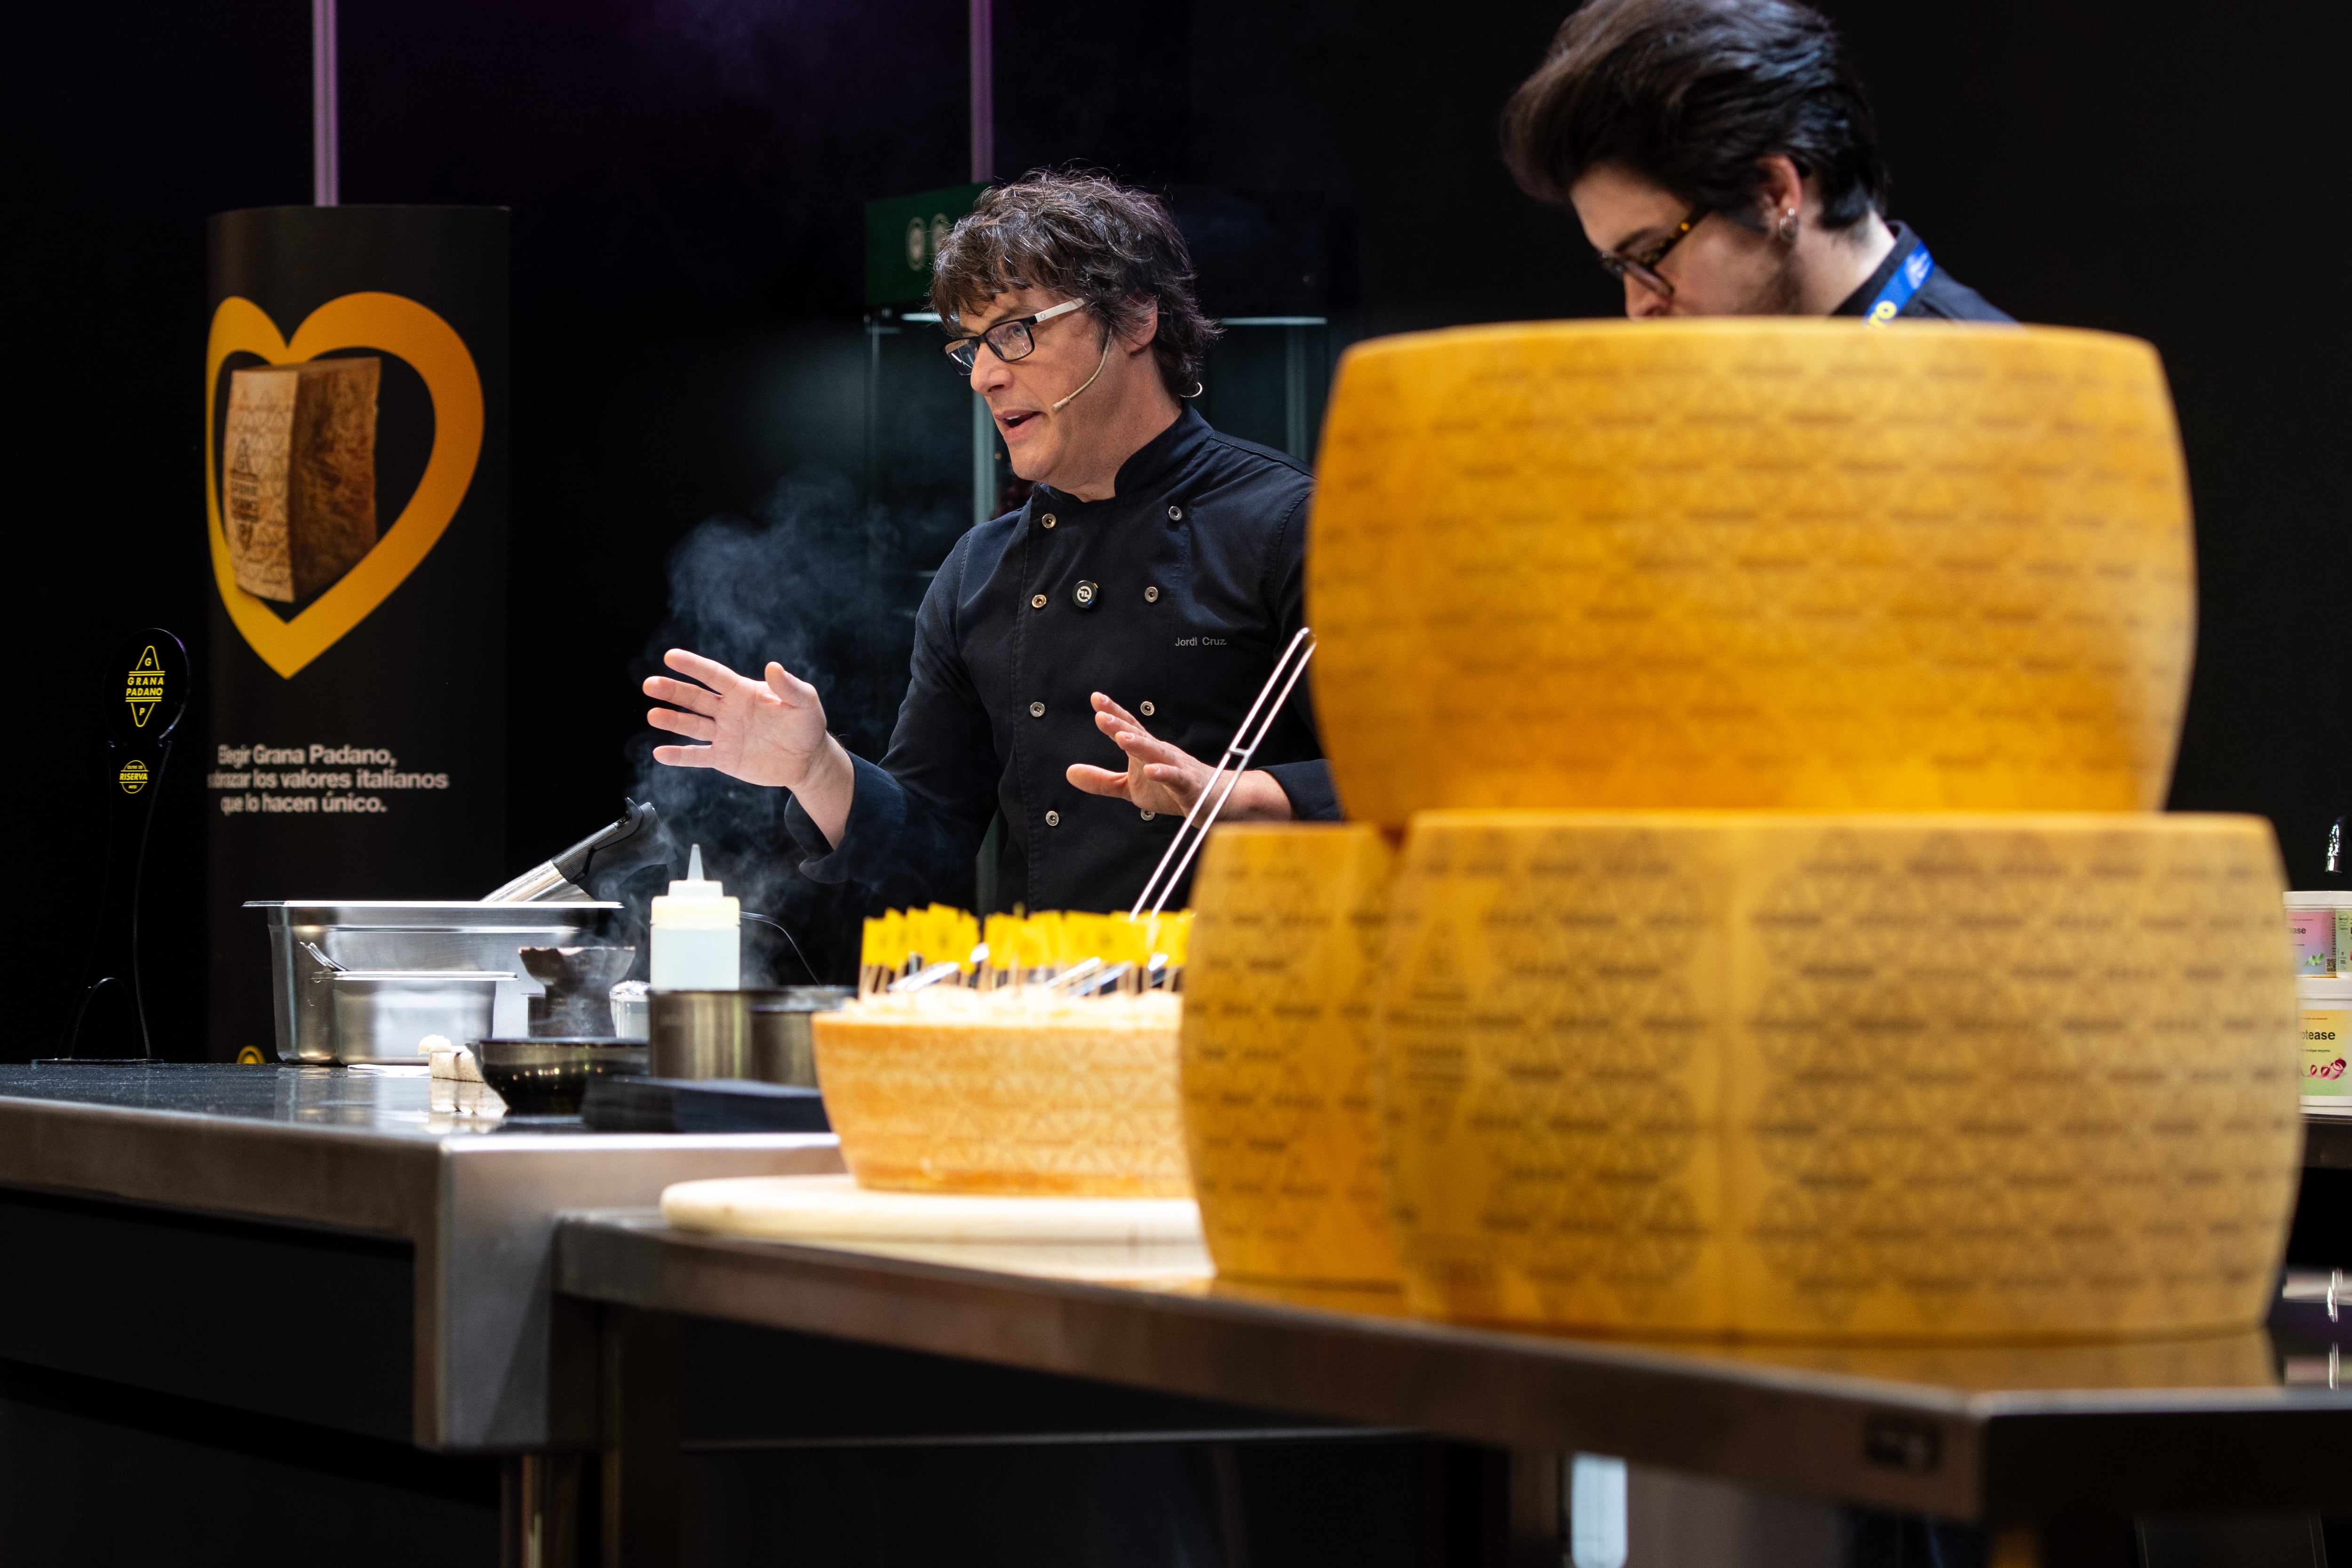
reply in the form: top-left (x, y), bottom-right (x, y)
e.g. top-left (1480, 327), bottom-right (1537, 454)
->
top-left (205, 292), bottom-right (483, 678)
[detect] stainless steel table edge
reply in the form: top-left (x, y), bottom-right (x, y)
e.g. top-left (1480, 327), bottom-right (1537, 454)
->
top-left (555, 1212), bottom-right (2352, 1520)
top-left (554, 1213), bottom-right (2024, 1516)
top-left (0, 1093), bottom-right (442, 1237)
top-left (0, 1091), bottom-right (844, 1452)
top-left (430, 1136), bottom-right (842, 1452)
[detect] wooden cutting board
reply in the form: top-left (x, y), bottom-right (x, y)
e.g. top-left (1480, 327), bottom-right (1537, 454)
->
top-left (661, 1173), bottom-right (1207, 1271)
top-left (662, 1173), bottom-right (1201, 1242)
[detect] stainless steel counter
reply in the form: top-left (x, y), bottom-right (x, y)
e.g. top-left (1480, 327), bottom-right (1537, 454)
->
top-left (555, 1208), bottom-right (2352, 1528)
top-left (0, 1064), bottom-right (841, 1450)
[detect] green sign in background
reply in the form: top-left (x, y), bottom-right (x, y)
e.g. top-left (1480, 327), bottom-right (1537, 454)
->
top-left (864, 183), bottom-right (987, 307)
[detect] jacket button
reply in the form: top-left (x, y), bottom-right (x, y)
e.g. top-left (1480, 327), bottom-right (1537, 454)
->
top-left (1073, 580), bottom-right (1098, 610)
top-left (1045, 810), bottom-right (1061, 827)
top-left (1029, 701), bottom-right (1045, 718)
top-left (1167, 504), bottom-right (1183, 521)
top-left (1031, 593), bottom-right (1048, 609)
top-left (1140, 810), bottom-right (1156, 821)
top-left (1041, 513), bottom-right (1057, 528)
top-left (1139, 700), bottom-right (1156, 716)
top-left (1144, 585), bottom-right (1159, 603)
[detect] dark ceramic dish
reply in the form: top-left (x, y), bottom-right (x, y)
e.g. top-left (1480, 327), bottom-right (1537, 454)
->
top-left (475, 1036), bottom-right (650, 1115)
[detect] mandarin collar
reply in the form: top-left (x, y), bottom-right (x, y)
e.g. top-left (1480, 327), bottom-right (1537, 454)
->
top-left (1031, 406), bottom-right (1210, 514)
top-left (1833, 221), bottom-right (1923, 318)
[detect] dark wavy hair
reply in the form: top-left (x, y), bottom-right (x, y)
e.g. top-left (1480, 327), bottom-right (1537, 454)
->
top-left (1501, 0), bottom-right (1889, 232)
top-left (930, 170), bottom-right (1220, 400)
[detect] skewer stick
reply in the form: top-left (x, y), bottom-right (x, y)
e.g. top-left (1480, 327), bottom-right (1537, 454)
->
top-left (1128, 627), bottom-right (1316, 922)
top-left (888, 960), bottom-right (963, 994)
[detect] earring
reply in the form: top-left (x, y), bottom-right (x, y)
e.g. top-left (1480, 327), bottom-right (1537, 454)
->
top-left (1184, 380), bottom-right (1204, 398)
top-left (1778, 207), bottom-right (1799, 243)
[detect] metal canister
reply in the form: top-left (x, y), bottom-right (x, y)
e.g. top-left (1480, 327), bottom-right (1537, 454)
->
top-left (648, 989), bottom-right (751, 1080)
top-left (747, 987), bottom-right (852, 1087)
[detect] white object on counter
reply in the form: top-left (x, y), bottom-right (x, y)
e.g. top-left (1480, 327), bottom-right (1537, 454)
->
top-left (2301, 977), bottom-right (2352, 1103)
top-left (424, 1036), bottom-right (485, 1083)
top-left (424, 1037), bottom-right (504, 1116)
top-left (650, 844), bottom-right (740, 990)
top-left (2286, 891), bottom-right (2352, 978)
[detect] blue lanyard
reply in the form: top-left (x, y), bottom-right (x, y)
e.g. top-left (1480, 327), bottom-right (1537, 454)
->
top-left (1863, 242), bottom-right (1935, 326)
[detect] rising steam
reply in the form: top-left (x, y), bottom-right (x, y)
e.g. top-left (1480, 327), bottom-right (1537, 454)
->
top-left (620, 465), bottom-right (953, 984)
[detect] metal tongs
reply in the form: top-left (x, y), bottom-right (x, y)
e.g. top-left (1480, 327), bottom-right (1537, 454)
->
top-left (1128, 626), bottom-right (1316, 921)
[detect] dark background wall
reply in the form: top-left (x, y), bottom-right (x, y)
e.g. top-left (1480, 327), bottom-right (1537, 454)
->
top-left (8, 0), bottom-right (2344, 1057)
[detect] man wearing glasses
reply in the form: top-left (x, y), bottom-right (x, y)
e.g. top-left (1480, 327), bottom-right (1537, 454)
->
top-left (1502, 0), bottom-right (2010, 323)
top-left (644, 170), bottom-right (1337, 915)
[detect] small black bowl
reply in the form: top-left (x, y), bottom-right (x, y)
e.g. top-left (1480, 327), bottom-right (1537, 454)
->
top-left (475, 1037), bottom-right (650, 1115)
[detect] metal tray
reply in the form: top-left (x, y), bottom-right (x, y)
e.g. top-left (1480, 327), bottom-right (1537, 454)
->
top-left (327, 970), bottom-right (509, 1064)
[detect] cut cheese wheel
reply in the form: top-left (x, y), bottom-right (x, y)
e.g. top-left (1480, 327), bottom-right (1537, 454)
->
top-left (222, 357), bottom-right (380, 602)
top-left (1380, 811), bottom-right (2298, 1340)
top-left (813, 991), bottom-right (1190, 1197)
top-left (1182, 824), bottom-right (1403, 1286)
top-left (1307, 320), bottom-right (2194, 823)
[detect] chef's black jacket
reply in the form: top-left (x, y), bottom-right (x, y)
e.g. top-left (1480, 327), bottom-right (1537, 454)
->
top-left (783, 407), bottom-right (1338, 915)
top-left (1832, 222), bottom-right (2011, 322)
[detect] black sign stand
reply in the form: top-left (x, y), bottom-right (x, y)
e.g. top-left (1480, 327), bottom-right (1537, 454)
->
top-left (59, 629), bottom-right (191, 1061)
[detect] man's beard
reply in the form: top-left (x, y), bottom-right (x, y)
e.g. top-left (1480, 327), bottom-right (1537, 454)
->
top-left (1733, 254), bottom-right (1806, 316)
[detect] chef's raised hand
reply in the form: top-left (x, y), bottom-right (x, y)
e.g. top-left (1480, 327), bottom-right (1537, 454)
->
top-left (1065, 692), bottom-right (1293, 822)
top-left (644, 649), bottom-right (857, 844)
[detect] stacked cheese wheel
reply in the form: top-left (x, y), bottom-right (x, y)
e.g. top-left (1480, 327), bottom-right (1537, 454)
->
top-left (1381, 812), bottom-right (2296, 1337)
top-left (1176, 319), bottom-right (2301, 1340)
top-left (1311, 320), bottom-right (2194, 822)
top-left (1181, 824), bottom-right (1402, 1285)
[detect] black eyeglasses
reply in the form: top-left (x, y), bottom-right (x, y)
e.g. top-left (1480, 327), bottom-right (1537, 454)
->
top-left (1595, 207), bottom-right (1707, 297)
top-left (944, 300), bottom-right (1086, 372)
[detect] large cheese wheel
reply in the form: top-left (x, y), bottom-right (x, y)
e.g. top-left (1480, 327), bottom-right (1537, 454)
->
top-left (814, 992), bottom-right (1190, 1197)
top-left (1182, 823), bottom-right (1403, 1285)
top-left (1308, 320), bottom-right (2194, 824)
top-left (1380, 812), bottom-right (2298, 1340)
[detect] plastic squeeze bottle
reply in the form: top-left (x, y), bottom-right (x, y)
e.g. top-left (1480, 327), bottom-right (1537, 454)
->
top-left (649, 844), bottom-right (740, 989)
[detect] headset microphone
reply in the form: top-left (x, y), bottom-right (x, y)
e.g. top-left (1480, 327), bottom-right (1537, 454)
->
top-left (1051, 329), bottom-right (1115, 413)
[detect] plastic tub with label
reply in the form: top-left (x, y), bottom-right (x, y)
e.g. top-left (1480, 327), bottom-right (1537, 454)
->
top-left (2301, 977), bottom-right (2352, 1105)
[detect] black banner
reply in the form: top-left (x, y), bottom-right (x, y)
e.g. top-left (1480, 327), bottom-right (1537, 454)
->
top-left (204, 206), bottom-right (508, 1060)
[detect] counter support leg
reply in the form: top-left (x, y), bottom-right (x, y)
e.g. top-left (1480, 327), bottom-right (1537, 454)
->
top-left (504, 1453), bottom-right (587, 1568)
top-left (1992, 1519), bottom-right (2138, 1568)
top-left (1507, 1447), bottom-right (1562, 1568)
top-left (601, 1306), bottom-right (680, 1568)
top-left (1418, 1442), bottom-right (1562, 1568)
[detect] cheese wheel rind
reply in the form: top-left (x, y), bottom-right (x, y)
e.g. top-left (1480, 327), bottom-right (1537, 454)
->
top-left (1182, 823), bottom-right (1404, 1285)
top-left (1308, 320), bottom-right (2195, 823)
top-left (1380, 811), bottom-right (2299, 1340)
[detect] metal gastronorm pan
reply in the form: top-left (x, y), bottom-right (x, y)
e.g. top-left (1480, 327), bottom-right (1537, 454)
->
top-left (247, 901), bottom-right (623, 1063)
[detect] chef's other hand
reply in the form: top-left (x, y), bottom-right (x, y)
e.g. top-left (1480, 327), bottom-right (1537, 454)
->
top-left (645, 649), bottom-right (831, 786)
top-left (1065, 692), bottom-right (1294, 822)
top-left (640, 651), bottom-right (857, 852)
